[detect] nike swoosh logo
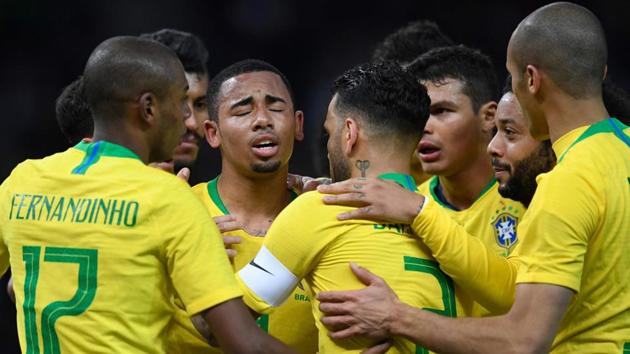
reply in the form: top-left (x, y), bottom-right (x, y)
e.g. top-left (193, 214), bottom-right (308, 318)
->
top-left (249, 260), bottom-right (274, 276)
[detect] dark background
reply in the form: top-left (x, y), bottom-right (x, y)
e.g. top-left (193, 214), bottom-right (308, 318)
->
top-left (1, 0), bottom-right (628, 352)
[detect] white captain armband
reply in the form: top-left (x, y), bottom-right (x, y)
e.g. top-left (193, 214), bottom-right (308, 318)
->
top-left (237, 245), bottom-right (299, 307)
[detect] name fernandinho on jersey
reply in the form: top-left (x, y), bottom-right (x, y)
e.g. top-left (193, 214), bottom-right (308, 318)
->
top-left (8, 193), bottom-right (139, 227)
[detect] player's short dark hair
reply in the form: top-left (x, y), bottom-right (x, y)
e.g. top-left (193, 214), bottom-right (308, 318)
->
top-left (55, 77), bottom-right (93, 145)
top-left (331, 61), bottom-right (429, 144)
top-left (140, 28), bottom-right (208, 76)
top-left (510, 2), bottom-right (607, 99)
top-left (83, 36), bottom-right (183, 121)
top-left (207, 59), bottom-right (295, 121)
top-left (407, 45), bottom-right (498, 113)
top-left (372, 20), bottom-right (454, 64)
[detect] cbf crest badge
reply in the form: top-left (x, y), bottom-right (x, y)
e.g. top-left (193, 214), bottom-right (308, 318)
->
top-left (493, 213), bottom-right (518, 252)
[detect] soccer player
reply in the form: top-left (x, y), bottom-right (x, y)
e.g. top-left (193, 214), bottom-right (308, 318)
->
top-left (371, 19), bottom-right (454, 65)
top-left (491, 76), bottom-right (630, 208)
top-left (236, 61), bottom-right (455, 354)
top-left (0, 36), bottom-right (293, 354)
top-left (316, 2), bottom-right (630, 353)
top-left (489, 80), bottom-right (555, 207)
top-left (166, 59), bottom-right (317, 353)
top-left (372, 19), bottom-right (454, 184)
top-left (409, 45), bottom-right (524, 315)
top-left (140, 29), bottom-right (210, 172)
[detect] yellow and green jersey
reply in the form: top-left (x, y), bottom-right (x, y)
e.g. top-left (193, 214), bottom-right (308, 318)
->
top-left (166, 177), bottom-right (318, 354)
top-left (514, 118), bottom-right (630, 353)
top-left (417, 177), bottom-right (525, 316)
top-left (237, 173), bottom-right (464, 354)
top-left (0, 140), bottom-right (241, 354)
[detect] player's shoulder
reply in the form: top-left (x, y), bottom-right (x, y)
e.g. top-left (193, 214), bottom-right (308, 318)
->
top-left (3, 148), bottom-right (78, 186)
top-left (291, 190), bottom-right (326, 209)
top-left (416, 177), bottom-right (433, 195)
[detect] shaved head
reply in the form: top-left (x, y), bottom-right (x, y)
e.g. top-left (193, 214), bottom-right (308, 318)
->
top-left (510, 2), bottom-right (607, 98)
top-left (83, 36), bottom-right (185, 121)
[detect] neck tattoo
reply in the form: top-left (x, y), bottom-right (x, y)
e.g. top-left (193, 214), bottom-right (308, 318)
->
top-left (355, 160), bottom-right (370, 178)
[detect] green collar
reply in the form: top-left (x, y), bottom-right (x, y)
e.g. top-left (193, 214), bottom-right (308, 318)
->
top-left (429, 175), bottom-right (496, 211)
top-left (557, 118), bottom-right (630, 162)
top-left (71, 140), bottom-right (141, 175)
top-left (207, 175), bottom-right (298, 215)
top-left (378, 173), bottom-right (417, 191)
top-left (74, 140), bottom-right (142, 160)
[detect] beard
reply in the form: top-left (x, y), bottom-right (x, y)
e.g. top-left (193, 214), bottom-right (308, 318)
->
top-left (328, 144), bottom-right (351, 183)
top-left (498, 141), bottom-right (555, 207)
top-left (251, 160), bottom-right (282, 173)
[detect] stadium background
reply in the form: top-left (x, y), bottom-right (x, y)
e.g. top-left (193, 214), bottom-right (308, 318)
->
top-left (1, 0), bottom-right (628, 351)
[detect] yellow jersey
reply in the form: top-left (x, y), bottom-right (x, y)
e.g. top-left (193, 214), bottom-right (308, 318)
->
top-left (515, 118), bottom-right (630, 353)
top-left (166, 177), bottom-right (318, 354)
top-left (417, 177), bottom-right (525, 316)
top-left (0, 141), bottom-right (241, 354)
top-left (237, 173), bottom-right (463, 354)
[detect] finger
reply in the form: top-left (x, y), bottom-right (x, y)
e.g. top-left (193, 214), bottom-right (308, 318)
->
top-left (286, 174), bottom-right (300, 190)
top-left (317, 178), bottom-right (369, 194)
top-left (176, 167), bottom-right (190, 182)
top-left (337, 207), bottom-right (381, 221)
top-left (328, 325), bottom-right (362, 340)
top-left (319, 301), bottom-right (352, 315)
top-left (350, 262), bottom-right (384, 286)
top-left (150, 161), bottom-right (175, 173)
top-left (216, 221), bottom-right (241, 233)
top-left (226, 249), bottom-right (237, 259)
top-left (317, 290), bottom-right (357, 303)
top-left (322, 193), bottom-right (370, 207)
top-left (223, 235), bottom-right (242, 246)
top-left (320, 315), bottom-right (355, 331)
top-left (361, 340), bottom-right (393, 354)
top-left (213, 214), bottom-right (236, 223)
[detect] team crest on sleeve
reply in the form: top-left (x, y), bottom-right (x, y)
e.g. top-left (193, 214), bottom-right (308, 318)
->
top-left (493, 213), bottom-right (518, 251)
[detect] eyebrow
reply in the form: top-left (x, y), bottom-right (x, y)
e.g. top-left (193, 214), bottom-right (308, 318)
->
top-left (230, 96), bottom-right (253, 110)
top-left (266, 95), bottom-right (286, 104)
top-left (430, 100), bottom-right (457, 107)
top-left (497, 117), bottom-right (517, 125)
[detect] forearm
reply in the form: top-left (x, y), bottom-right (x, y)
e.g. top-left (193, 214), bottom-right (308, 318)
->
top-left (203, 298), bottom-right (295, 354)
top-left (412, 200), bottom-right (518, 314)
top-left (390, 301), bottom-right (524, 354)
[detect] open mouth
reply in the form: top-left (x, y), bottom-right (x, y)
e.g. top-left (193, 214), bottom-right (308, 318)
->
top-left (251, 137), bottom-right (280, 158)
top-left (418, 141), bottom-right (441, 162)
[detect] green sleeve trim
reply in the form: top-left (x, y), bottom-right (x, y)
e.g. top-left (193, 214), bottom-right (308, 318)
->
top-left (207, 176), bottom-right (229, 215)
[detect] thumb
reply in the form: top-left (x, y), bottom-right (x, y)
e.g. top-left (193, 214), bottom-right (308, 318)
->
top-left (350, 262), bottom-right (380, 286)
top-left (177, 167), bottom-right (191, 182)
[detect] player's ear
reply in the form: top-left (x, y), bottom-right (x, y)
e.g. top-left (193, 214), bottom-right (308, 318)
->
top-left (526, 64), bottom-right (542, 96)
top-left (138, 92), bottom-right (157, 126)
top-left (294, 110), bottom-right (305, 142)
top-left (479, 101), bottom-right (497, 135)
top-left (205, 119), bottom-right (221, 148)
top-left (343, 117), bottom-right (359, 156)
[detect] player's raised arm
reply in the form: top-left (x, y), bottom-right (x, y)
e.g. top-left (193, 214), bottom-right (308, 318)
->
top-left (319, 178), bottom-right (518, 313)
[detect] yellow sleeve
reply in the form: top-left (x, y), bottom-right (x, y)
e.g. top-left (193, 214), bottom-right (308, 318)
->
top-left (412, 198), bottom-right (519, 314)
top-left (236, 191), bottom-right (330, 313)
top-left (514, 163), bottom-right (598, 292)
top-left (159, 179), bottom-right (242, 315)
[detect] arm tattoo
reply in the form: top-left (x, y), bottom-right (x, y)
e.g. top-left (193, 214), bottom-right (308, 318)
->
top-left (355, 160), bottom-right (370, 178)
